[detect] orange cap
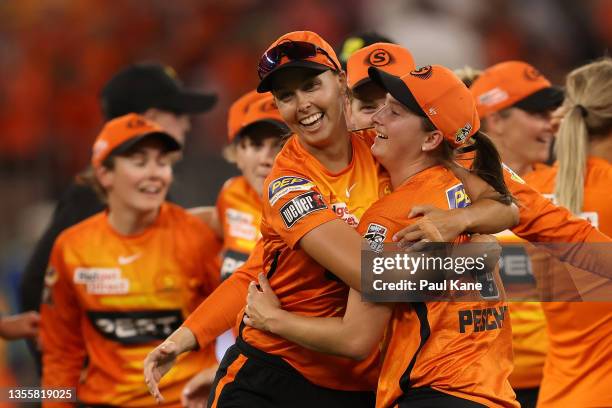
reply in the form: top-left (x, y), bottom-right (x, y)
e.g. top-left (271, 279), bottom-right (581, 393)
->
top-left (346, 43), bottom-right (415, 89)
top-left (369, 65), bottom-right (480, 147)
top-left (227, 90), bottom-right (286, 142)
top-left (257, 31), bottom-right (341, 93)
top-left (91, 113), bottom-right (180, 167)
top-left (470, 60), bottom-right (564, 117)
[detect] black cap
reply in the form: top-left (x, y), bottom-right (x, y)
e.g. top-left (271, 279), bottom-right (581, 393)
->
top-left (336, 32), bottom-right (395, 69)
top-left (368, 67), bottom-right (427, 117)
top-left (513, 86), bottom-right (565, 112)
top-left (100, 63), bottom-right (218, 119)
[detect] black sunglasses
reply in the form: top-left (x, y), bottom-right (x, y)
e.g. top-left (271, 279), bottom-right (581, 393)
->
top-left (257, 41), bottom-right (340, 80)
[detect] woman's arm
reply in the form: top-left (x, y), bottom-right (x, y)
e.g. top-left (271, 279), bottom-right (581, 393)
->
top-left (244, 274), bottom-right (392, 360)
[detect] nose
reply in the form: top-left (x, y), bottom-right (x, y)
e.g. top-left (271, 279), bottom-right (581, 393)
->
top-left (179, 114), bottom-right (191, 133)
top-left (295, 91), bottom-right (312, 113)
top-left (372, 104), bottom-right (386, 126)
top-left (259, 143), bottom-right (277, 167)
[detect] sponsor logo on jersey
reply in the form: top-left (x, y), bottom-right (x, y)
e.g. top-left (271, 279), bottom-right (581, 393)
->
top-left (331, 202), bottom-right (359, 227)
top-left (502, 163), bottom-right (525, 184)
top-left (226, 208), bottom-right (257, 241)
top-left (268, 176), bottom-right (314, 206)
top-left (44, 266), bottom-right (58, 286)
top-left (364, 223), bottom-right (388, 253)
top-left (279, 190), bottom-right (327, 228)
top-left (74, 267), bottom-right (129, 295)
top-left (221, 249), bottom-right (250, 280)
top-left (458, 305), bottom-right (507, 334)
top-left (87, 310), bottom-right (182, 344)
top-left (446, 183), bottom-right (471, 209)
top-left (118, 253), bottom-right (141, 265)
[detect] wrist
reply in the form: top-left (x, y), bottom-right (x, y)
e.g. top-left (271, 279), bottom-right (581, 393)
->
top-left (266, 308), bottom-right (288, 335)
top-left (453, 208), bottom-right (472, 233)
top-left (170, 327), bottom-right (198, 354)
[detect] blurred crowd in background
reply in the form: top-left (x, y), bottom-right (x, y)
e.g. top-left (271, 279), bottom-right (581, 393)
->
top-left (1, 0), bottom-right (611, 396)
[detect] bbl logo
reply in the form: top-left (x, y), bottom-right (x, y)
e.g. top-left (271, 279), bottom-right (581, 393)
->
top-left (410, 65), bottom-right (433, 80)
top-left (368, 49), bottom-right (392, 67)
top-left (524, 66), bottom-right (542, 81)
top-left (454, 122), bottom-right (472, 144)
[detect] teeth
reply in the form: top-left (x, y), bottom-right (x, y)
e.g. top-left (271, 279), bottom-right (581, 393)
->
top-left (376, 132), bottom-right (388, 139)
top-left (139, 186), bottom-right (161, 193)
top-left (300, 112), bottom-right (323, 126)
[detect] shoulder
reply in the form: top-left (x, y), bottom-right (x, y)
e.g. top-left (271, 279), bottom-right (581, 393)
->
top-left (351, 128), bottom-right (377, 147)
top-left (523, 164), bottom-right (556, 193)
top-left (52, 211), bottom-right (107, 257)
top-left (586, 157), bottom-right (612, 183)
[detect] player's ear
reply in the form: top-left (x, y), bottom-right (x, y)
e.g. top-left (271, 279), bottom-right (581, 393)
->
top-left (95, 162), bottom-right (115, 191)
top-left (422, 130), bottom-right (444, 152)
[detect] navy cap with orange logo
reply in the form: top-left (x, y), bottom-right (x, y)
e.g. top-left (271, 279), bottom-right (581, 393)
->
top-left (347, 43), bottom-right (415, 90)
top-left (369, 65), bottom-right (480, 147)
top-left (91, 113), bottom-right (180, 167)
top-left (470, 60), bottom-right (564, 117)
top-left (257, 31), bottom-right (342, 93)
top-left (227, 90), bottom-right (288, 142)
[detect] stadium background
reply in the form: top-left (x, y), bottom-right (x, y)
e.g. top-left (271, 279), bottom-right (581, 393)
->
top-left (0, 0), bottom-right (611, 402)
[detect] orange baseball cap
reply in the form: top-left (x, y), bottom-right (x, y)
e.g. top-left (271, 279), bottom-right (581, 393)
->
top-left (347, 43), bottom-right (415, 90)
top-left (91, 113), bottom-right (180, 167)
top-left (369, 65), bottom-right (480, 147)
top-left (227, 90), bottom-right (287, 142)
top-left (257, 31), bottom-right (341, 93)
top-left (470, 60), bottom-right (564, 117)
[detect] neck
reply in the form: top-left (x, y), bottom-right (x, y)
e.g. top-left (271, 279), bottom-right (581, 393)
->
top-left (301, 128), bottom-right (353, 173)
top-left (389, 156), bottom-right (439, 189)
top-left (107, 200), bottom-right (159, 236)
top-left (589, 135), bottom-right (612, 163)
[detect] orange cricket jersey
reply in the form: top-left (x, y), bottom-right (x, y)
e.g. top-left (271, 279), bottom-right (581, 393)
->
top-left (216, 176), bottom-right (262, 280)
top-left (523, 157), bottom-right (612, 408)
top-left (357, 165), bottom-right (517, 408)
top-left (40, 203), bottom-right (222, 408)
top-left (240, 130), bottom-right (391, 391)
top-left (494, 228), bottom-right (548, 390)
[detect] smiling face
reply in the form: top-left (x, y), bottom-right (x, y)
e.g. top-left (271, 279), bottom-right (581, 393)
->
top-left (271, 68), bottom-right (347, 148)
top-left (486, 107), bottom-right (555, 168)
top-left (348, 81), bottom-right (387, 130)
top-left (371, 94), bottom-right (443, 179)
top-left (97, 137), bottom-right (174, 216)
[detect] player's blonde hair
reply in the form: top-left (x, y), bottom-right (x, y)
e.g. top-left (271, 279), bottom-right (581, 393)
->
top-left (454, 66), bottom-right (482, 88)
top-left (555, 58), bottom-right (612, 214)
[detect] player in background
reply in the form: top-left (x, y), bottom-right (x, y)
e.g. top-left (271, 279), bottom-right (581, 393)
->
top-left (181, 90), bottom-right (288, 407)
top-left (20, 64), bottom-right (218, 366)
top-left (522, 58), bottom-right (612, 408)
top-left (244, 64), bottom-right (518, 408)
top-left (40, 114), bottom-right (221, 408)
top-left (465, 61), bottom-right (563, 407)
top-left (336, 31), bottom-right (394, 70)
top-left (144, 31), bottom-right (518, 407)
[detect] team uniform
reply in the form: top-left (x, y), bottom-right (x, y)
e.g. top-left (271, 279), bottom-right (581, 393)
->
top-left (41, 203), bottom-right (221, 408)
top-left (358, 165), bottom-right (517, 408)
top-left (523, 157), bottom-right (612, 407)
top-left (206, 130), bottom-right (391, 408)
top-left (217, 176), bottom-right (262, 280)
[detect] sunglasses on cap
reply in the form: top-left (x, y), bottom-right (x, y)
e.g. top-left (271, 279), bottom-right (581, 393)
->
top-left (257, 41), bottom-right (340, 80)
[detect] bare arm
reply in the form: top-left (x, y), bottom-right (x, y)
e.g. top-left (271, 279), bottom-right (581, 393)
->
top-left (189, 206), bottom-right (223, 238)
top-left (244, 274), bottom-right (392, 360)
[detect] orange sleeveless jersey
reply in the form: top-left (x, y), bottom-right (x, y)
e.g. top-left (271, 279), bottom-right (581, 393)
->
top-left (523, 157), bottom-right (612, 408)
top-left (357, 165), bottom-right (517, 408)
top-left (40, 203), bottom-right (222, 408)
top-left (239, 130), bottom-right (391, 391)
top-left (216, 176), bottom-right (262, 279)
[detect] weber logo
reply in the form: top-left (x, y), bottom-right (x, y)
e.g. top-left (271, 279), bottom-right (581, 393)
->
top-left (87, 310), bottom-right (183, 344)
top-left (279, 191), bottom-right (327, 228)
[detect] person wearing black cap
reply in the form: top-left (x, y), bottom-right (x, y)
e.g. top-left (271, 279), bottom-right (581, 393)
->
top-left (19, 63), bottom-right (217, 369)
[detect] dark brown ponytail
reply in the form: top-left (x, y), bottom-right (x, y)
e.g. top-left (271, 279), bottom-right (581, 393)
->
top-left (468, 131), bottom-right (514, 205)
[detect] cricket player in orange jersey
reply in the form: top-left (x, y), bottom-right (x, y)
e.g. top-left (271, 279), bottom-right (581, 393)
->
top-left (144, 32), bottom-right (518, 408)
top-left (181, 91), bottom-right (288, 406)
top-left (467, 61), bottom-right (564, 407)
top-left (522, 58), bottom-right (612, 408)
top-left (40, 114), bottom-right (221, 408)
top-left (245, 64), bottom-right (518, 408)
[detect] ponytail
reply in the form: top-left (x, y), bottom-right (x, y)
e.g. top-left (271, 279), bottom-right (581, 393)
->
top-left (554, 106), bottom-right (588, 214)
top-left (469, 131), bottom-right (514, 205)
top-left (554, 57), bottom-right (612, 215)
